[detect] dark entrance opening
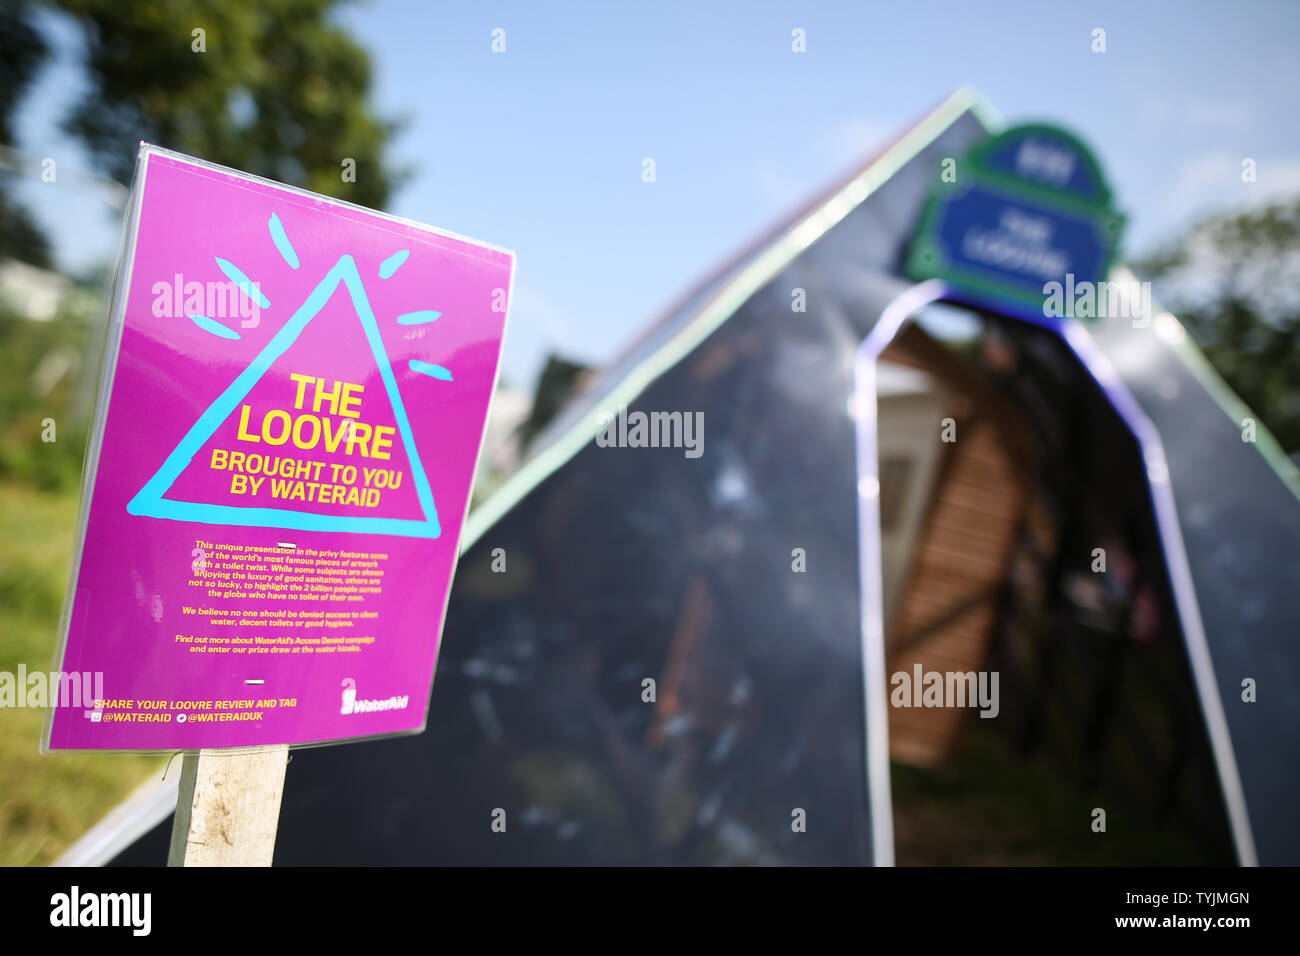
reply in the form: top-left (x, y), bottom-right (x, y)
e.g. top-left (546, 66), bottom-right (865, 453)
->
top-left (868, 301), bottom-right (1238, 864)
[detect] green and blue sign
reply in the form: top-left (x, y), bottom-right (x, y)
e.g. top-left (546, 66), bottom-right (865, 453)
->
top-left (906, 124), bottom-right (1125, 316)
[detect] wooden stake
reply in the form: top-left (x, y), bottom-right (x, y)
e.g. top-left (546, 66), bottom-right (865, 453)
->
top-left (168, 745), bottom-right (289, 867)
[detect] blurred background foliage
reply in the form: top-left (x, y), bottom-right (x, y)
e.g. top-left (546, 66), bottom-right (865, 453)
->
top-left (1135, 198), bottom-right (1300, 460)
top-left (1, 0), bottom-right (52, 268)
top-left (0, 296), bottom-right (97, 493)
top-left (55, 0), bottom-right (403, 209)
top-left (6, 0), bottom-right (401, 206)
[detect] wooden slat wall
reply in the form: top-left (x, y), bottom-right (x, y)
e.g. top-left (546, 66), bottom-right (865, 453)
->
top-left (887, 419), bottom-right (1025, 768)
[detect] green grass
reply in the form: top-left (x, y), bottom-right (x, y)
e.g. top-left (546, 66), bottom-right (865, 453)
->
top-left (0, 482), bottom-right (164, 866)
top-left (891, 700), bottom-right (1231, 865)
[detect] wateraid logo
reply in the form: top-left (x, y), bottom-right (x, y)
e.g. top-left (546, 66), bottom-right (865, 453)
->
top-left (340, 677), bottom-right (409, 715)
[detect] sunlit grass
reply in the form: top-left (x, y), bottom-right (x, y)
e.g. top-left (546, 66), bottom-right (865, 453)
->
top-left (0, 482), bottom-right (164, 866)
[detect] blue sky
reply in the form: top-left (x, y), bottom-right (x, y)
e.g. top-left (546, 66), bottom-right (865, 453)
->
top-left (12, 0), bottom-right (1300, 387)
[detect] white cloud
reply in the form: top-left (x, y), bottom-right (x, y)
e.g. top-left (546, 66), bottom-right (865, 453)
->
top-left (510, 282), bottom-right (576, 345)
top-left (749, 115), bottom-right (893, 206)
top-left (821, 117), bottom-right (893, 163)
top-left (1137, 93), bottom-right (1258, 134)
top-left (1158, 153), bottom-right (1300, 229)
top-left (498, 281), bottom-right (585, 388)
top-left (750, 163), bottom-right (805, 207)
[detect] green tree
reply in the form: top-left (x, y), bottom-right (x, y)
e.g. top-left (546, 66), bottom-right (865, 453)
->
top-left (0, 298), bottom-right (96, 491)
top-left (0, 190), bottom-right (53, 269)
top-left (1134, 197), bottom-right (1300, 458)
top-left (54, 0), bottom-right (401, 209)
top-left (0, 0), bottom-right (53, 267)
top-left (0, 0), bottom-right (47, 145)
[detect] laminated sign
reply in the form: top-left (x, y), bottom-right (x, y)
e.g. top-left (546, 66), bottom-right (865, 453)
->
top-left (906, 123), bottom-right (1125, 317)
top-left (45, 147), bottom-right (514, 751)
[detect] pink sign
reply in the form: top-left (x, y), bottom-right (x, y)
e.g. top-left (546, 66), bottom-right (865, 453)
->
top-left (45, 147), bottom-right (513, 750)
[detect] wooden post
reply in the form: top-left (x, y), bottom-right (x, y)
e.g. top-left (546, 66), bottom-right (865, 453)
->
top-left (167, 745), bottom-right (289, 867)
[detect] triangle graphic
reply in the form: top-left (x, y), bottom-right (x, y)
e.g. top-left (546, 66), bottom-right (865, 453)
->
top-left (127, 254), bottom-right (442, 539)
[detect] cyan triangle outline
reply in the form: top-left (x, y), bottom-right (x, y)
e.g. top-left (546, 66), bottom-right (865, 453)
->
top-left (127, 254), bottom-right (442, 539)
